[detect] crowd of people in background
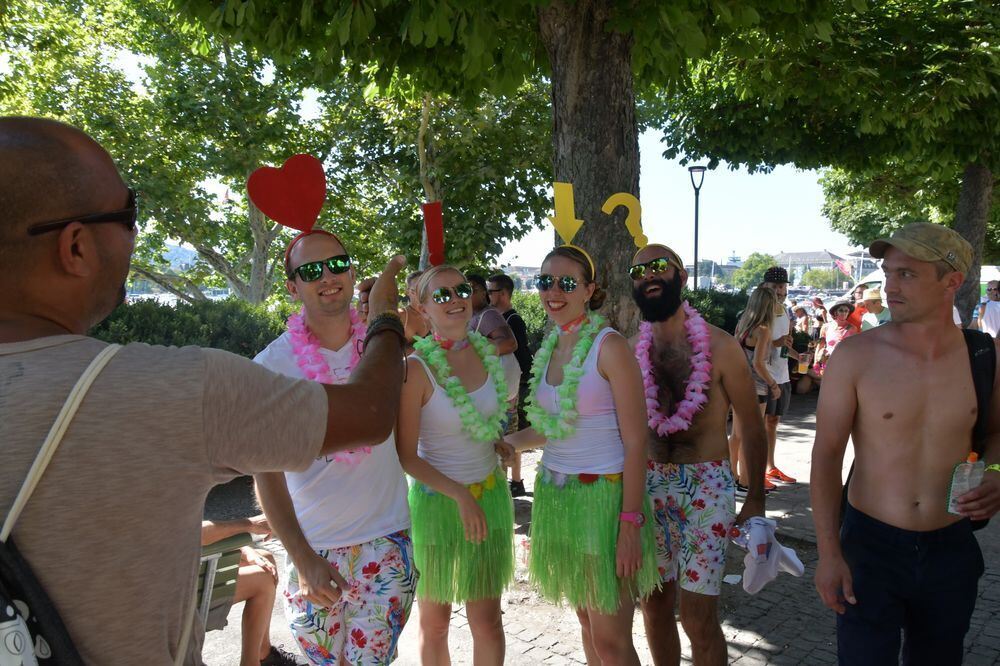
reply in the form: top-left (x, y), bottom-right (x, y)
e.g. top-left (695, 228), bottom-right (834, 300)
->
top-left (3, 118), bottom-right (998, 666)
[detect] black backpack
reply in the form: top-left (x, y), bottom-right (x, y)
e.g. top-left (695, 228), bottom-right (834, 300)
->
top-left (841, 329), bottom-right (995, 530)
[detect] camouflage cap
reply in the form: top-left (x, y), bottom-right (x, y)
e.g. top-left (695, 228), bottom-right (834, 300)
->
top-left (869, 223), bottom-right (972, 274)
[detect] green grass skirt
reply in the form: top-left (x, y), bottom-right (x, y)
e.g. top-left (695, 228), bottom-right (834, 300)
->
top-left (408, 467), bottom-right (515, 604)
top-left (528, 467), bottom-right (659, 614)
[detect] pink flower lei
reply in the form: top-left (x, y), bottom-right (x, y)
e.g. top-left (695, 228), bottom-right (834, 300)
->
top-left (287, 306), bottom-right (371, 464)
top-left (635, 301), bottom-right (712, 436)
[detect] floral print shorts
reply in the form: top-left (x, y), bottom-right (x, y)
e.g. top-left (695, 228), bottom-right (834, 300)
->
top-left (646, 460), bottom-right (735, 596)
top-left (284, 530), bottom-right (418, 665)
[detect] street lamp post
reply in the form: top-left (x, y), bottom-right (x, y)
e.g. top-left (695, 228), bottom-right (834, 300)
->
top-left (688, 166), bottom-right (707, 289)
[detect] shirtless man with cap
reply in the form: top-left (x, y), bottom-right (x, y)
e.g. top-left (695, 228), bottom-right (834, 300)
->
top-left (812, 222), bottom-right (1000, 665)
top-left (630, 244), bottom-right (767, 666)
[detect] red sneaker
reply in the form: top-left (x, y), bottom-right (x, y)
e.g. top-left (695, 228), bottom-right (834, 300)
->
top-left (766, 467), bottom-right (797, 485)
top-left (763, 477), bottom-right (777, 491)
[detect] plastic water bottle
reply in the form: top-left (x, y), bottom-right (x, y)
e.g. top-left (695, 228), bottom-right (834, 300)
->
top-left (947, 452), bottom-right (985, 516)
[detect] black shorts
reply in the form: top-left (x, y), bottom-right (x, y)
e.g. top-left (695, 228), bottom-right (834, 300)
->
top-left (837, 503), bottom-right (983, 666)
top-left (757, 393), bottom-right (768, 404)
top-left (764, 381), bottom-right (791, 416)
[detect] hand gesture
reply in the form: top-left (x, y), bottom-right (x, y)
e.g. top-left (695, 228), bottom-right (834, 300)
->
top-left (815, 553), bottom-right (856, 614)
top-left (956, 469), bottom-right (1000, 521)
top-left (457, 490), bottom-right (488, 544)
top-left (293, 550), bottom-right (350, 608)
top-left (357, 255), bottom-right (406, 320)
top-left (494, 440), bottom-right (515, 465)
top-left (615, 524), bottom-right (642, 579)
top-left (246, 514), bottom-right (271, 538)
top-left (240, 546), bottom-right (277, 583)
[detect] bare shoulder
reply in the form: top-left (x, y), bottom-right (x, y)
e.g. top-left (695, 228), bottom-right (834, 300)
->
top-left (404, 355), bottom-right (431, 391)
top-left (707, 324), bottom-right (743, 363)
top-left (600, 329), bottom-right (631, 359)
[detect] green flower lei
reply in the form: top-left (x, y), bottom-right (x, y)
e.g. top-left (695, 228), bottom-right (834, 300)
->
top-left (413, 331), bottom-right (509, 443)
top-left (525, 312), bottom-right (607, 440)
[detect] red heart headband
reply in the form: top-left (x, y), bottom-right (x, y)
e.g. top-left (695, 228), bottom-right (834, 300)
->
top-left (247, 154), bottom-right (326, 233)
top-left (422, 201), bottom-right (445, 266)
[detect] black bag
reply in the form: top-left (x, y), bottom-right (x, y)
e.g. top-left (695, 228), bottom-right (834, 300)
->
top-left (841, 330), bottom-right (995, 530)
top-left (0, 345), bottom-right (121, 664)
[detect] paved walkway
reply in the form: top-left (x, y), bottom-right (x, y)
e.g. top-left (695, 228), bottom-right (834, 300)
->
top-left (203, 392), bottom-right (1000, 664)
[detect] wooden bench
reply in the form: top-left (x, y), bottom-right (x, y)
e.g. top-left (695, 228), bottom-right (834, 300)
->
top-left (197, 533), bottom-right (253, 631)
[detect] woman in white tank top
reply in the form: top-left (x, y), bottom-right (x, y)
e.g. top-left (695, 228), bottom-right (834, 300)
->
top-left (505, 246), bottom-right (659, 665)
top-left (396, 265), bottom-right (515, 665)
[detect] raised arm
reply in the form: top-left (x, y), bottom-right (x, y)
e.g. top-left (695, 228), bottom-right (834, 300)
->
top-left (810, 342), bottom-right (859, 615)
top-left (319, 256), bottom-right (407, 456)
top-left (599, 332), bottom-right (649, 579)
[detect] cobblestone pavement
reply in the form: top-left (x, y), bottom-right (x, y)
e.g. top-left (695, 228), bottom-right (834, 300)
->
top-left (203, 392), bottom-right (1000, 664)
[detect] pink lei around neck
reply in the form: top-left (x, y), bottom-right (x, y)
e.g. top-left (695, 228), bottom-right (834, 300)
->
top-left (635, 301), bottom-right (713, 437)
top-left (287, 306), bottom-right (371, 464)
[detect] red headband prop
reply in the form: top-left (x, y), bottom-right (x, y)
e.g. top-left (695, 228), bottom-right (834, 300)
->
top-left (247, 154), bottom-right (326, 232)
top-left (422, 201), bottom-right (445, 266)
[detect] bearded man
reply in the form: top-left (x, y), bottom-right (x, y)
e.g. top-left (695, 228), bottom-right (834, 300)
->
top-left (630, 244), bottom-right (767, 666)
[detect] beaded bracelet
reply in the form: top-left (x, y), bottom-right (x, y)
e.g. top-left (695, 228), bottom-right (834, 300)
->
top-left (362, 312), bottom-right (406, 352)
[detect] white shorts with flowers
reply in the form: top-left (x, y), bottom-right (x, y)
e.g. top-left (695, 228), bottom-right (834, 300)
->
top-left (284, 530), bottom-right (417, 665)
top-left (646, 460), bottom-right (735, 596)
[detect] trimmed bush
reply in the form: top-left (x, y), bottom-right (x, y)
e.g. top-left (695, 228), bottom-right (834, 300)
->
top-left (510, 291), bottom-right (547, 352)
top-left (684, 289), bottom-right (749, 334)
top-left (90, 299), bottom-right (291, 358)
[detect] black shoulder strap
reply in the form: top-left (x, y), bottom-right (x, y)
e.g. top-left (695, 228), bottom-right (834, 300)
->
top-left (963, 328), bottom-right (996, 455)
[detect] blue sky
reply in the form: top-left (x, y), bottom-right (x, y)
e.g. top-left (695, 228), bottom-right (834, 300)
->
top-left (500, 130), bottom-right (853, 268)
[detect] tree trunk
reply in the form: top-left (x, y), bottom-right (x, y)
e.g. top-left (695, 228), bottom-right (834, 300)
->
top-left (538, 0), bottom-right (639, 333)
top-left (130, 266), bottom-right (207, 304)
top-left (245, 199), bottom-right (279, 303)
top-left (953, 162), bottom-right (993, 326)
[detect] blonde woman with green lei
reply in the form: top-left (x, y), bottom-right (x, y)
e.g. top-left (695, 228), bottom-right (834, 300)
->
top-left (504, 246), bottom-right (658, 665)
top-left (396, 264), bottom-right (515, 665)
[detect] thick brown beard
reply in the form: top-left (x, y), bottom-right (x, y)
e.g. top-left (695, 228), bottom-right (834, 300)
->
top-left (633, 272), bottom-right (683, 322)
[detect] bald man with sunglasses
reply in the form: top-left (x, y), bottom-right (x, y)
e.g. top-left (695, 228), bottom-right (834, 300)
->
top-left (253, 231), bottom-right (416, 666)
top-left (0, 117), bottom-right (407, 664)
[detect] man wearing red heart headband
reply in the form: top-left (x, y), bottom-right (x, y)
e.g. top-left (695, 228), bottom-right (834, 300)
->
top-left (254, 230), bottom-right (416, 666)
top-left (0, 117), bottom-right (407, 665)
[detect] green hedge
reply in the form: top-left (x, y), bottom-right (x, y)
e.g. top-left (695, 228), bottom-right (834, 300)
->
top-left (683, 289), bottom-right (748, 334)
top-left (90, 299), bottom-right (291, 358)
top-left (510, 291), bottom-right (547, 352)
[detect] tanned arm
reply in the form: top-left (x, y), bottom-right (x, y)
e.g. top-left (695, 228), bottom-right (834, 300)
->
top-left (718, 333), bottom-right (767, 522)
top-left (318, 257), bottom-right (406, 456)
top-left (486, 320), bottom-right (518, 356)
top-left (810, 341), bottom-right (859, 615)
top-left (200, 515), bottom-right (270, 546)
top-left (599, 333), bottom-right (649, 579)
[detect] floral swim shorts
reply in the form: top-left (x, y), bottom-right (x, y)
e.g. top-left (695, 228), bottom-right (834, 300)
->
top-left (284, 530), bottom-right (418, 665)
top-left (646, 460), bottom-right (736, 596)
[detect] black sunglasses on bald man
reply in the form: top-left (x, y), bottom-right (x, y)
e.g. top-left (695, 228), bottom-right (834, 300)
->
top-left (27, 188), bottom-right (138, 236)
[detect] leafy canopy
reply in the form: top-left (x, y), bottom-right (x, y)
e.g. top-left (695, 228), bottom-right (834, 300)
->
top-left (731, 252), bottom-right (778, 291)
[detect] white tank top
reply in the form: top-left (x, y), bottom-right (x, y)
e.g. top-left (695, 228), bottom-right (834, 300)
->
top-left (536, 328), bottom-right (625, 474)
top-left (411, 354), bottom-right (502, 484)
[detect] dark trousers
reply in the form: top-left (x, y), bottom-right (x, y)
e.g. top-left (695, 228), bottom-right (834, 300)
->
top-left (838, 503), bottom-right (984, 666)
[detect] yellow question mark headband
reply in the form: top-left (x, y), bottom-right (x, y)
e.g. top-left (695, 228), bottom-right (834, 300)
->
top-left (548, 183), bottom-right (650, 278)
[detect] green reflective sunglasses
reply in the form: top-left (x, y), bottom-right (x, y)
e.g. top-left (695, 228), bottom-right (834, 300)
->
top-left (292, 254), bottom-right (352, 282)
top-left (628, 257), bottom-right (672, 280)
top-left (432, 283), bottom-right (473, 304)
top-left (535, 274), bottom-right (578, 293)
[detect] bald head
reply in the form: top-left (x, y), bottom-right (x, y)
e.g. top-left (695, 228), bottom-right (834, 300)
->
top-left (0, 117), bottom-right (126, 243)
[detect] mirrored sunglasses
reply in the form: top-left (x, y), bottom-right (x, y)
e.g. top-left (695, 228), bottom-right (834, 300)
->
top-left (535, 274), bottom-right (578, 293)
top-left (628, 257), bottom-right (672, 280)
top-left (292, 254), bottom-right (352, 282)
top-left (432, 283), bottom-right (473, 304)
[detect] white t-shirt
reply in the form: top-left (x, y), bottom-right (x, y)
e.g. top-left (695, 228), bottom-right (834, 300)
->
top-left (766, 309), bottom-right (791, 384)
top-left (255, 332), bottom-right (410, 549)
top-left (980, 301), bottom-right (1000, 337)
top-left (861, 308), bottom-right (891, 331)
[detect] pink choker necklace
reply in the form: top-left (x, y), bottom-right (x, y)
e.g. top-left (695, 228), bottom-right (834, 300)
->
top-left (287, 306), bottom-right (371, 464)
top-left (433, 332), bottom-right (470, 351)
top-left (559, 313), bottom-right (588, 335)
top-left (635, 302), bottom-right (713, 436)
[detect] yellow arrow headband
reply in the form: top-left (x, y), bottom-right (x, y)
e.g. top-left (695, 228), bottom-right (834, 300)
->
top-left (548, 182), bottom-right (650, 279)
